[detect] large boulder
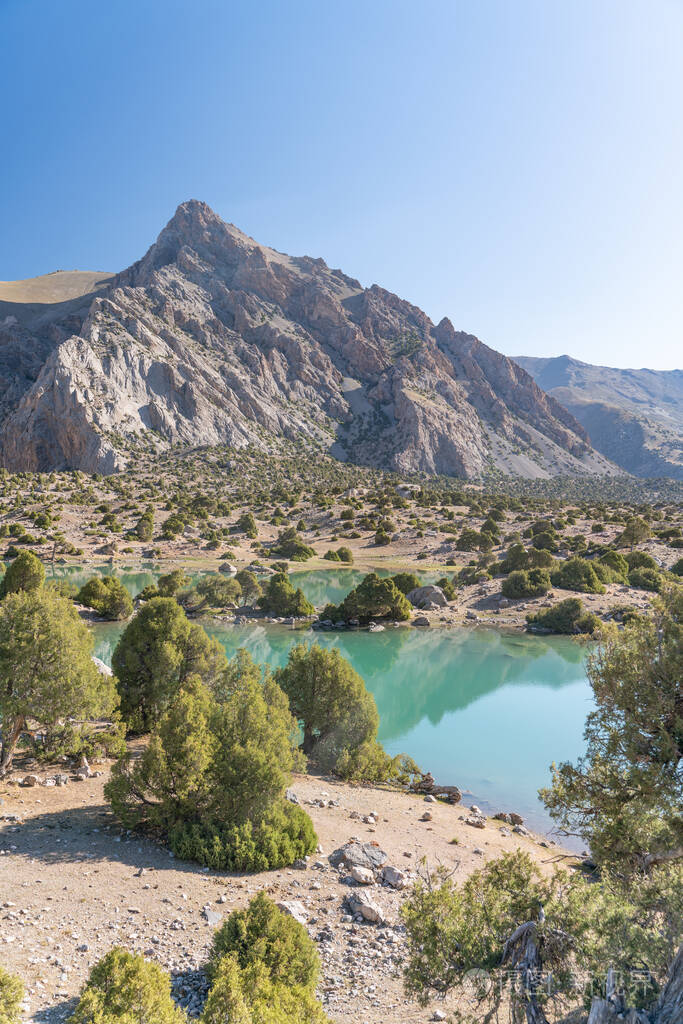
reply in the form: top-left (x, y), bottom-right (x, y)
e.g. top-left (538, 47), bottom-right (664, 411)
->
top-left (329, 841), bottom-right (388, 872)
top-left (407, 585), bottom-right (448, 609)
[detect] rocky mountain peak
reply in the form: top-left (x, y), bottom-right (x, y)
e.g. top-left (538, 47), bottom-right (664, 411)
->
top-left (0, 202), bottom-right (617, 478)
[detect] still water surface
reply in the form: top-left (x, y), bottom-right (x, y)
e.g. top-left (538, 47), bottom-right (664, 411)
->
top-left (71, 565), bottom-right (593, 835)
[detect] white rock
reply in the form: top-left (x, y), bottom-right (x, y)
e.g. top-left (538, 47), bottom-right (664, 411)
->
top-left (381, 865), bottom-right (407, 889)
top-left (346, 893), bottom-right (384, 924)
top-left (276, 900), bottom-right (309, 926)
top-left (350, 866), bottom-right (375, 885)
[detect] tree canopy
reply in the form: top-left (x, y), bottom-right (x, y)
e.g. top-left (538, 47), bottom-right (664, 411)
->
top-left (258, 573), bottom-right (314, 617)
top-left (112, 597), bottom-right (226, 731)
top-left (0, 588), bottom-right (117, 773)
top-left (274, 643), bottom-right (391, 780)
top-left (206, 893), bottom-right (329, 1024)
top-left (0, 551), bottom-right (45, 597)
top-left (541, 587), bottom-right (683, 871)
top-left (106, 653), bottom-right (316, 871)
top-left (76, 576), bottom-right (133, 620)
top-left (322, 573), bottom-right (411, 623)
top-left (69, 948), bottom-right (184, 1024)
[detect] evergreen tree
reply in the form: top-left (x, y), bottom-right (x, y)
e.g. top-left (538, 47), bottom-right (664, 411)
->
top-left (69, 948), bottom-right (184, 1024)
top-left (0, 589), bottom-right (116, 773)
top-left (0, 551), bottom-right (45, 597)
top-left (76, 576), bottom-right (133, 620)
top-left (541, 588), bottom-right (683, 870)
top-left (112, 597), bottom-right (226, 731)
top-left (106, 657), bottom-right (316, 871)
top-left (275, 643), bottom-right (390, 779)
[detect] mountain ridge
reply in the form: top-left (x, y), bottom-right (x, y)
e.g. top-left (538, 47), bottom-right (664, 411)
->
top-left (516, 354), bottom-right (683, 479)
top-left (0, 200), bottom-right (616, 478)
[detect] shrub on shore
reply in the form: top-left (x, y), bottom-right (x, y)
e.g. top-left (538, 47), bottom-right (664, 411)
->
top-left (321, 573), bottom-right (411, 623)
top-left (178, 574), bottom-right (241, 612)
top-left (526, 597), bottom-right (599, 635)
top-left (106, 659), bottom-right (316, 871)
top-left (258, 572), bottom-right (314, 617)
top-left (76, 576), bottom-right (133, 620)
top-left (501, 568), bottom-right (550, 599)
top-left (550, 556), bottom-right (605, 594)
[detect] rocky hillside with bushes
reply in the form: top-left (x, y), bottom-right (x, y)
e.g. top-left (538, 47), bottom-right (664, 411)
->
top-left (0, 201), bottom-right (615, 479)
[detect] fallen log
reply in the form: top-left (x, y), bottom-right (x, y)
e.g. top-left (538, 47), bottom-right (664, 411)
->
top-left (409, 771), bottom-right (461, 803)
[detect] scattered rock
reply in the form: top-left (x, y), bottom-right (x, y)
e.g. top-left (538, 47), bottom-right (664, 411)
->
top-left (350, 866), bottom-right (375, 886)
top-left (381, 866), bottom-right (407, 889)
top-left (329, 842), bottom-right (388, 872)
top-left (202, 907), bottom-right (222, 926)
top-left (345, 892), bottom-right (384, 925)
top-left (276, 900), bottom-right (309, 926)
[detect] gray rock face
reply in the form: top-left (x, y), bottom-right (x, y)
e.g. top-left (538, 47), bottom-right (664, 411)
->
top-left (406, 585), bottom-right (448, 609)
top-left (0, 201), bottom-right (617, 478)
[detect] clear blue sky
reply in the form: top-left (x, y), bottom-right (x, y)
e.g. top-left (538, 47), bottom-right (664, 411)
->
top-left (2, 0), bottom-right (681, 369)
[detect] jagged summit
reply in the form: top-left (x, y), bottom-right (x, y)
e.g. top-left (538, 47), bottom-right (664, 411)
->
top-left (0, 202), bottom-right (617, 477)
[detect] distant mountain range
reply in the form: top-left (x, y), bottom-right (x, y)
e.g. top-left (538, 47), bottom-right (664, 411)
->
top-left (515, 355), bottom-right (683, 479)
top-left (0, 200), bottom-right (618, 479)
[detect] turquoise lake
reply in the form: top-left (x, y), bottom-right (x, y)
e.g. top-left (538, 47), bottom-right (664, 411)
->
top-left (73, 565), bottom-right (594, 836)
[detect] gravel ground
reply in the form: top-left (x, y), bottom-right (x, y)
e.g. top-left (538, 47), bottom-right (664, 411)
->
top-left (0, 765), bottom-right (576, 1023)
